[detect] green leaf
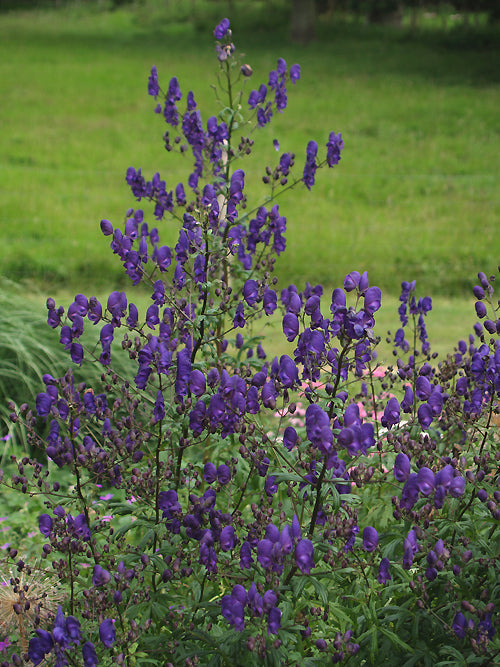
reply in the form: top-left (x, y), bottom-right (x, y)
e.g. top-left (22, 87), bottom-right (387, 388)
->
top-left (378, 626), bottom-right (414, 653)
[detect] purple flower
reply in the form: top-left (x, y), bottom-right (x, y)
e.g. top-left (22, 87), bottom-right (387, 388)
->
top-left (189, 369), bottom-right (206, 397)
top-left (452, 612), bottom-right (467, 639)
top-left (148, 65), bottom-right (159, 98)
top-left (326, 131), bottom-right (344, 166)
top-left (39, 513), bottom-right (53, 537)
top-left (417, 403), bottom-right (433, 429)
top-left (158, 489), bottom-right (181, 516)
top-left (263, 288), bottom-right (277, 315)
top-left (82, 642), bottom-right (98, 667)
top-left (214, 18), bottom-right (230, 39)
top-left (203, 462), bottom-right (217, 483)
top-left (295, 538), bottom-right (314, 574)
top-left (240, 541), bottom-right (254, 569)
top-left (290, 63), bottom-right (301, 83)
top-left (417, 467), bottom-right (435, 496)
top-left (416, 375), bottom-right (432, 401)
top-left (217, 464), bottom-right (231, 485)
top-left (302, 140), bottom-right (318, 190)
top-left (28, 629), bottom-right (53, 665)
top-left (92, 564), bottom-right (111, 587)
top-left (283, 426), bottom-right (298, 451)
top-left (381, 397), bottom-right (400, 428)
top-left (268, 607), bottom-right (282, 635)
top-left (243, 279), bottom-right (259, 306)
top-left (377, 557), bottom-right (391, 584)
top-left (220, 526), bottom-right (237, 551)
top-left (394, 452), bottom-right (411, 482)
top-left (153, 390), bottom-right (165, 423)
top-left (175, 347), bottom-right (192, 397)
top-left (403, 529), bottom-right (418, 569)
top-left (99, 619), bottom-right (115, 648)
top-left (221, 595), bottom-right (245, 631)
top-left (362, 526), bottom-right (378, 552)
top-left (364, 286), bottom-right (381, 314)
top-left (279, 354), bottom-right (298, 388)
top-left (283, 313), bottom-right (299, 341)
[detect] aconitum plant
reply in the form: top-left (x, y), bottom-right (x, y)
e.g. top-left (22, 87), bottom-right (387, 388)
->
top-left (2, 18), bottom-right (499, 667)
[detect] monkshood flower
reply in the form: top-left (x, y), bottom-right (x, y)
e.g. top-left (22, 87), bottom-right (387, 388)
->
top-left (326, 131), bottom-right (344, 166)
top-left (303, 140), bottom-right (318, 190)
top-left (394, 452), bottom-right (411, 482)
top-left (214, 17), bottom-right (230, 40)
top-left (362, 526), bottom-right (378, 552)
top-left (403, 529), bottom-right (418, 569)
top-left (99, 618), bottom-right (116, 648)
top-left (28, 606), bottom-right (85, 666)
top-left (377, 557), bottom-right (391, 584)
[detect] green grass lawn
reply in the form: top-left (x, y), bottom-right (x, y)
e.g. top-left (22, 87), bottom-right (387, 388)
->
top-left (0, 0), bottom-right (498, 364)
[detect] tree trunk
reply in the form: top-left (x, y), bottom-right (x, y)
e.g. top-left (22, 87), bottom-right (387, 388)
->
top-left (290, 0), bottom-right (316, 44)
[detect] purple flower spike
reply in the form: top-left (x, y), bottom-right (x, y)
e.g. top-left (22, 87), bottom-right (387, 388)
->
top-left (362, 526), bottom-right (379, 552)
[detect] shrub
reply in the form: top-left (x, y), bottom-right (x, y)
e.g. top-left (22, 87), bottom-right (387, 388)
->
top-left (2, 17), bottom-right (499, 666)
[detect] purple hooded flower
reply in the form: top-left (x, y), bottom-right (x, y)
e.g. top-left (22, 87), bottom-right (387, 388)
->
top-left (39, 514), bottom-right (53, 537)
top-left (290, 63), bottom-right (301, 83)
top-left (189, 369), bottom-right (206, 397)
top-left (377, 557), bottom-right (391, 584)
top-left (279, 355), bottom-right (298, 388)
top-left (268, 607), bottom-right (282, 635)
top-left (326, 131), bottom-right (344, 166)
top-left (364, 286), bottom-right (381, 314)
top-left (243, 279), bottom-right (259, 306)
top-left (302, 140), bottom-right (318, 190)
top-left (92, 564), bottom-right (111, 587)
top-left (240, 541), bottom-right (254, 569)
top-left (283, 426), bottom-right (298, 451)
top-left (394, 452), bottom-right (411, 482)
top-left (452, 612), bottom-right (467, 639)
top-left (28, 629), bottom-right (53, 666)
top-left (295, 538), bottom-right (314, 574)
top-left (153, 390), bottom-right (165, 423)
top-left (99, 619), bottom-right (115, 648)
top-left (417, 467), bottom-right (435, 496)
top-left (283, 313), bottom-right (299, 342)
top-left (362, 526), bottom-right (379, 552)
top-left (416, 375), bottom-right (432, 401)
top-left (214, 18), bottom-right (230, 39)
top-left (217, 464), bottom-right (231, 485)
top-left (221, 595), bottom-right (245, 631)
top-left (417, 403), bottom-right (433, 429)
top-left (82, 642), bottom-right (98, 667)
top-left (382, 397), bottom-right (400, 428)
top-left (220, 526), bottom-right (237, 552)
top-left (175, 347), bottom-right (192, 397)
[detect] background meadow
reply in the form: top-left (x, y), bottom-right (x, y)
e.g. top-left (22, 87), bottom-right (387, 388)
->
top-left (0, 0), bottom-right (499, 365)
